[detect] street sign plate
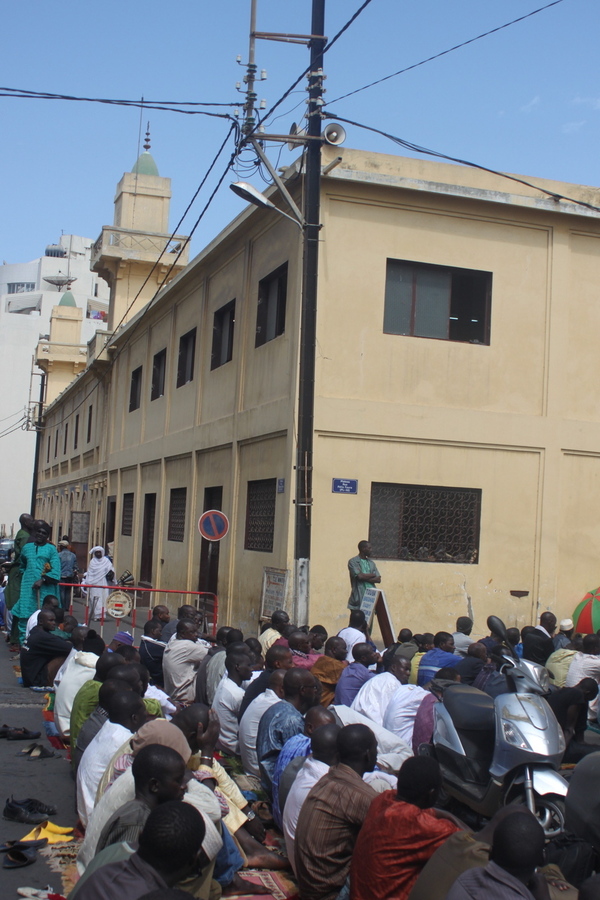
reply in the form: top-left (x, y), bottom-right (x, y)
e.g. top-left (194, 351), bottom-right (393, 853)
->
top-left (198, 509), bottom-right (230, 541)
top-left (332, 478), bottom-right (358, 494)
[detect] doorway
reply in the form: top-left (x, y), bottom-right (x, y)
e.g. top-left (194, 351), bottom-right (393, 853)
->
top-left (198, 486), bottom-right (222, 596)
top-left (139, 493), bottom-right (156, 585)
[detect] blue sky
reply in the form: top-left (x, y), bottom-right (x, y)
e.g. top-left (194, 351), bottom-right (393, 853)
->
top-left (2, 0), bottom-right (599, 265)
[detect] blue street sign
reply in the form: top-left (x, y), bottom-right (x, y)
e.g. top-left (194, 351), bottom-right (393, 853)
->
top-left (277, 478), bottom-right (285, 493)
top-left (332, 478), bottom-right (358, 494)
top-left (198, 509), bottom-right (230, 541)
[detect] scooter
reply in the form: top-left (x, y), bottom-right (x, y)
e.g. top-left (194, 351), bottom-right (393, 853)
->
top-left (425, 616), bottom-right (568, 836)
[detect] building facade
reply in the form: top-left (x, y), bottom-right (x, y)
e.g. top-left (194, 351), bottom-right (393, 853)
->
top-left (34, 146), bottom-right (600, 639)
top-left (0, 235), bottom-right (108, 533)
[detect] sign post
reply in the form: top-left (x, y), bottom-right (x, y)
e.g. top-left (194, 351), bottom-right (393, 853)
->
top-left (260, 567), bottom-right (290, 621)
top-left (198, 510), bottom-right (230, 542)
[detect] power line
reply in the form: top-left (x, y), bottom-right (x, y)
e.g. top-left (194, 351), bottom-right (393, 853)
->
top-left (0, 86), bottom-right (237, 118)
top-left (257, 0), bottom-right (376, 130)
top-left (324, 113), bottom-right (600, 215)
top-left (326, 0), bottom-right (567, 106)
top-left (42, 125), bottom-right (239, 429)
top-left (0, 407), bottom-right (26, 424)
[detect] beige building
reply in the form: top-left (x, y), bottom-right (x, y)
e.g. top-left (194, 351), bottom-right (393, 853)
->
top-left (35, 144), bottom-right (600, 640)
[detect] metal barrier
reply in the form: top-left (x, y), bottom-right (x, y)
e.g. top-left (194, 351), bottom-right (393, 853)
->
top-left (59, 581), bottom-right (218, 641)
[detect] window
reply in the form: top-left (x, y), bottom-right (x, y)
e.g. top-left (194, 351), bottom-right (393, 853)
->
top-left (46, 435), bottom-right (50, 464)
top-left (129, 366), bottom-right (143, 412)
top-left (63, 423), bottom-right (69, 455)
top-left (369, 482), bottom-right (481, 563)
top-left (74, 414), bottom-right (79, 450)
top-left (245, 478), bottom-right (276, 552)
top-left (151, 349), bottom-right (167, 400)
top-left (177, 328), bottom-right (196, 387)
top-left (167, 488), bottom-right (187, 542)
top-left (384, 259), bottom-right (492, 344)
top-left (7, 282), bottom-right (35, 294)
top-left (86, 405), bottom-right (93, 444)
top-left (54, 430), bottom-right (59, 458)
top-left (255, 263), bottom-right (288, 347)
top-left (121, 492), bottom-right (134, 536)
top-left (211, 300), bottom-right (235, 370)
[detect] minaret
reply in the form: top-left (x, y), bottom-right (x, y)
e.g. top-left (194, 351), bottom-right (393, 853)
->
top-left (36, 290), bottom-right (86, 404)
top-left (91, 126), bottom-right (189, 332)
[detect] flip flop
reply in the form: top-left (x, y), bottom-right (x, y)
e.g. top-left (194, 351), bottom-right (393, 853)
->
top-left (3, 847), bottom-right (37, 868)
top-left (0, 839), bottom-right (48, 852)
top-left (28, 745), bottom-right (56, 760)
top-left (16, 743), bottom-right (39, 757)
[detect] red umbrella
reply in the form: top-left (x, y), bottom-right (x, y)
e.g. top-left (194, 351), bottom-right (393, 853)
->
top-left (573, 588), bottom-right (600, 634)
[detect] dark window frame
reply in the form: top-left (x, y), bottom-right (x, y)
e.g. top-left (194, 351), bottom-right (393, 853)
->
top-left (167, 487), bottom-right (187, 542)
top-left (54, 429), bottom-right (59, 458)
top-left (177, 328), bottom-right (197, 388)
top-left (121, 492), bottom-right (134, 536)
top-left (74, 414), bottom-right (79, 450)
top-left (255, 263), bottom-right (288, 348)
top-left (151, 348), bottom-right (167, 401)
top-left (129, 366), bottom-right (143, 412)
top-left (368, 481), bottom-right (481, 564)
top-left (211, 300), bottom-right (236, 370)
top-left (86, 405), bottom-right (93, 444)
top-left (384, 258), bottom-right (492, 345)
top-left (63, 423), bottom-right (69, 455)
top-left (244, 478), bottom-right (276, 552)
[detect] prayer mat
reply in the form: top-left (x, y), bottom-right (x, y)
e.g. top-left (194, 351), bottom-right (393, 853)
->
top-left (39, 839), bottom-right (82, 896)
top-left (41, 693), bottom-right (70, 751)
top-left (228, 869), bottom-right (298, 900)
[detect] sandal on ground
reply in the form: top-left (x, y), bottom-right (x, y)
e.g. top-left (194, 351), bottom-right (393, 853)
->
top-left (2, 847), bottom-right (37, 868)
top-left (4, 727), bottom-right (42, 741)
top-left (0, 839), bottom-right (48, 852)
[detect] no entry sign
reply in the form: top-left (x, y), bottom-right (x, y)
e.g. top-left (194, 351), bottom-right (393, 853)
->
top-left (198, 509), bottom-right (230, 541)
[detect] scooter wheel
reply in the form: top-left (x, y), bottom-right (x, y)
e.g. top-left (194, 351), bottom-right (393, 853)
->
top-left (509, 793), bottom-right (565, 838)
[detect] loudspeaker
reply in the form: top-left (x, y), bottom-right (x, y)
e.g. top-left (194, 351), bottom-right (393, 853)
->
top-left (287, 122), bottom-right (307, 151)
top-left (323, 123), bottom-right (346, 146)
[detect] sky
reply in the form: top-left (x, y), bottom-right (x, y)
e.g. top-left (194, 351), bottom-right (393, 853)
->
top-left (2, 0), bottom-right (599, 265)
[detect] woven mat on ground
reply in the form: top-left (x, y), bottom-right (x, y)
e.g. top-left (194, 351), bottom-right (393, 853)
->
top-left (41, 693), bottom-right (70, 751)
top-left (229, 870), bottom-right (298, 899)
top-left (39, 839), bottom-right (82, 896)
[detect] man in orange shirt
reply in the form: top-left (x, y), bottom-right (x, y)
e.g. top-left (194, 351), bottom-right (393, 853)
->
top-left (350, 756), bottom-right (462, 900)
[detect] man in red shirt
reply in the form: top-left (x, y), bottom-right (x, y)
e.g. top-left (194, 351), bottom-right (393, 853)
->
top-left (350, 756), bottom-right (462, 900)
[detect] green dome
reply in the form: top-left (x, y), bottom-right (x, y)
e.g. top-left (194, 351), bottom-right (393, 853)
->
top-left (58, 290), bottom-right (77, 307)
top-left (131, 151), bottom-right (159, 176)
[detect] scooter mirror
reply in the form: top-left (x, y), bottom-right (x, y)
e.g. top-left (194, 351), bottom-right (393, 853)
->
top-left (487, 615), bottom-right (508, 643)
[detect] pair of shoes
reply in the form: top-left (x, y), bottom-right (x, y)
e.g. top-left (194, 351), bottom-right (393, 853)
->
top-left (0, 725), bottom-right (41, 741)
top-left (0, 839), bottom-right (48, 852)
top-left (2, 847), bottom-right (37, 868)
top-left (15, 743), bottom-right (57, 760)
top-left (19, 822), bottom-right (74, 845)
top-left (8, 796), bottom-right (57, 817)
top-left (4, 799), bottom-right (48, 825)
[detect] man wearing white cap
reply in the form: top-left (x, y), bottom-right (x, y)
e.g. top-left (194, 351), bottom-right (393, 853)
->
top-left (554, 618), bottom-right (574, 651)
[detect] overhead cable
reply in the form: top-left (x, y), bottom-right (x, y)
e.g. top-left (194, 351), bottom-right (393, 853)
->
top-left (325, 114), bottom-right (600, 215)
top-left (326, 0), bottom-right (567, 106)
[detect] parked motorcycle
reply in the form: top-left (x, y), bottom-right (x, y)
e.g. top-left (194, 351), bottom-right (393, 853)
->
top-left (423, 616), bottom-right (568, 836)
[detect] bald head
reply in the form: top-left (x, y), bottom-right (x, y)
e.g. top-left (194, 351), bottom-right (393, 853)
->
top-left (268, 669), bottom-right (286, 696)
top-left (337, 724), bottom-right (377, 774)
top-left (283, 668), bottom-right (320, 713)
top-left (311, 723), bottom-right (341, 766)
top-left (304, 706), bottom-right (336, 736)
top-left (324, 636), bottom-right (347, 661)
top-left (70, 625), bottom-right (90, 650)
top-left (468, 642), bottom-right (488, 662)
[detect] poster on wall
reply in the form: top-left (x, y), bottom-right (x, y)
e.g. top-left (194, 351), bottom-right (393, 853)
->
top-left (260, 567), bottom-right (289, 620)
top-left (70, 510), bottom-right (90, 544)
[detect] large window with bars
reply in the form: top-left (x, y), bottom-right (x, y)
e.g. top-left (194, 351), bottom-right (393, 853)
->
top-left (369, 482), bottom-right (481, 563)
top-left (121, 492), bottom-right (134, 536)
top-left (245, 478), bottom-right (276, 552)
top-left (167, 488), bottom-right (187, 542)
top-left (384, 259), bottom-right (492, 344)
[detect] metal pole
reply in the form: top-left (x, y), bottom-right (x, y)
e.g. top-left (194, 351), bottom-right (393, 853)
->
top-left (30, 371), bottom-right (45, 516)
top-left (294, 0), bottom-right (325, 624)
top-left (242, 0), bottom-right (258, 137)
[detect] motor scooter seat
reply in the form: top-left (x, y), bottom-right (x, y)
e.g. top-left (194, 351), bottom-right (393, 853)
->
top-left (443, 684), bottom-right (495, 731)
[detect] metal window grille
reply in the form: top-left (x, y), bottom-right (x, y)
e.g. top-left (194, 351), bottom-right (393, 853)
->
top-left (245, 478), bottom-right (276, 552)
top-left (369, 482), bottom-right (481, 563)
top-left (121, 492), bottom-right (134, 536)
top-left (168, 488), bottom-right (187, 542)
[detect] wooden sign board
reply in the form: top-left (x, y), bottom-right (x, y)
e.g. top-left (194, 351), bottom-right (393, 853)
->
top-left (361, 588), bottom-right (396, 648)
top-left (260, 567), bottom-right (289, 621)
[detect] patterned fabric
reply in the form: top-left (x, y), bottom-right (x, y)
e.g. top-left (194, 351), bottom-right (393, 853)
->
top-left (256, 701), bottom-right (304, 794)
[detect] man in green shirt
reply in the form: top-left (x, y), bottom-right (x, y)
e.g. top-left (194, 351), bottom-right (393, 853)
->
top-left (347, 541), bottom-right (381, 611)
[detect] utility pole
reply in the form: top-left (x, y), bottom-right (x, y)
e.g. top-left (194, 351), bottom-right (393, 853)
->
top-left (234, 0), bottom-right (327, 624)
top-left (294, 0), bottom-right (326, 624)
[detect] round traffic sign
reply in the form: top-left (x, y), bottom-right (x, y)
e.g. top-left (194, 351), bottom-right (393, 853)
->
top-left (198, 509), bottom-right (230, 541)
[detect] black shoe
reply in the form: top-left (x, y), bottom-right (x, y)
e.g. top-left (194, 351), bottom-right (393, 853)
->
top-left (3, 799), bottom-right (48, 825)
top-left (10, 796), bottom-right (57, 817)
